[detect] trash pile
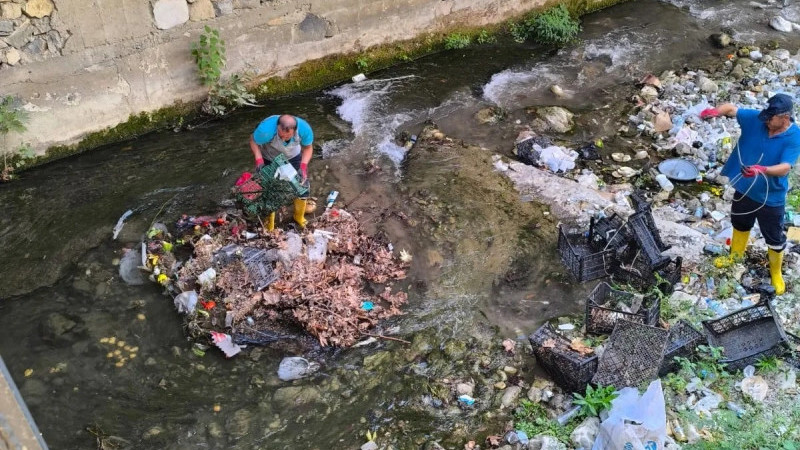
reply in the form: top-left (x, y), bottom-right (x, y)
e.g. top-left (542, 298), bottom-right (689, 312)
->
top-left (135, 207), bottom-right (410, 354)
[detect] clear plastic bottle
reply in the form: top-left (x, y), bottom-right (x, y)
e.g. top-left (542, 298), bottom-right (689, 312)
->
top-left (655, 174), bottom-right (675, 192)
top-left (557, 405), bottom-right (581, 426)
top-left (727, 401), bottom-right (746, 418)
top-left (325, 190), bottom-right (339, 210)
top-left (704, 297), bottom-right (727, 316)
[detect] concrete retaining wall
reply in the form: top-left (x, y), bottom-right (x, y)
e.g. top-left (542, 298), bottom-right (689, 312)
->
top-left (0, 0), bottom-right (605, 156)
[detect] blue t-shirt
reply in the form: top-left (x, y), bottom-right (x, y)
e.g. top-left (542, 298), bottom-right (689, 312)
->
top-left (252, 115), bottom-right (313, 147)
top-left (720, 109), bottom-right (800, 206)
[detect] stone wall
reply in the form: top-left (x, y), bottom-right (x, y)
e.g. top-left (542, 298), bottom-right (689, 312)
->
top-left (0, 0), bottom-right (606, 156)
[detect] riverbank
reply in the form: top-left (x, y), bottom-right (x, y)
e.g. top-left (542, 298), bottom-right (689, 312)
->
top-left (446, 43), bottom-right (800, 450)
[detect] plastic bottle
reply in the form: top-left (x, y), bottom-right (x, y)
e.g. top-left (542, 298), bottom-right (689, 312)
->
top-left (557, 405), bottom-right (581, 426)
top-left (704, 297), bottom-right (727, 316)
top-left (325, 190), bottom-right (339, 210)
top-left (703, 243), bottom-right (725, 255)
top-left (655, 174), bottom-right (675, 192)
top-left (672, 419), bottom-right (688, 442)
top-left (727, 401), bottom-right (746, 418)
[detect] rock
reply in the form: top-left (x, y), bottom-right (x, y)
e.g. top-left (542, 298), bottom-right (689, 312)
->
top-left (475, 107), bottom-right (501, 124)
top-left (737, 57), bottom-right (754, 68)
top-left (189, 0), bottom-right (214, 21)
top-left (30, 15), bottom-right (47, 33)
top-left (41, 312), bottom-right (78, 342)
top-left (749, 50), bottom-right (763, 61)
top-left (5, 47), bottom-right (19, 64)
top-left (5, 18), bottom-right (31, 48)
top-left (770, 16), bottom-right (794, 33)
top-left (207, 421), bottom-right (223, 439)
top-left (44, 29), bottom-right (62, 53)
top-left (23, 0), bottom-right (52, 18)
top-left (527, 379), bottom-right (554, 403)
top-left (500, 385), bottom-right (521, 408)
top-left (771, 48), bottom-right (791, 60)
top-left (213, 0), bottom-right (233, 16)
top-left (634, 150), bottom-right (649, 160)
top-left (1, 2), bottom-right (21, 19)
top-left (363, 351), bottom-right (391, 370)
top-left (235, 0), bottom-right (260, 7)
top-left (0, 19), bottom-right (12, 35)
top-left (503, 366), bottom-right (517, 375)
top-left (709, 32), bottom-right (731, 48)
top-left (272, 386), bottom-right (321, 409)
top-left (152, 0), bottom-right (189, 30)
top-left (21, 35), bottom-right (45, 55)
top-left (527, 435), bottom-right (567, 450)
top-left (225, 408), bottom-right (252, 438)
top-left (697, 76), bottom-right (718, 93)
top-left (361, 442), bottom-right (379, 450)
top-left (456, 382), bottom-right (474, 396)
top-left (730, 64), bottom-right (745, 78)
top-left (570, 416), bottom-right (600, 448)
top-left (494, 381), bottom-right (506, 390)
top-left (143, 426), bottom-right (163, 439)
top-left (534, 106), bottom-right (574, 133)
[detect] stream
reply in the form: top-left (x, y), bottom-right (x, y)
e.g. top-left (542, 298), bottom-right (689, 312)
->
top-left (3, 0), bottom-right (800, 448)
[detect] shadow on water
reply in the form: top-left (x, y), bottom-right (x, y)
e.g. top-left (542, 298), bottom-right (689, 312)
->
top-left (4, 0), bottom-right (800, 447)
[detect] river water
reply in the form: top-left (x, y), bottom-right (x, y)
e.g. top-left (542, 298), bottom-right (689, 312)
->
top-left (2, 0), bottom-right (800, 448)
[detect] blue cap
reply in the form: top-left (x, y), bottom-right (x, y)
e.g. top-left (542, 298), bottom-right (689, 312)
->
top-left (758, 93), bottom-right (794, 121)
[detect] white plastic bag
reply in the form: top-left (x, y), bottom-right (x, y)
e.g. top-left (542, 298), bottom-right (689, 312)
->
top-left (592, 379), bottom-right (667, 450)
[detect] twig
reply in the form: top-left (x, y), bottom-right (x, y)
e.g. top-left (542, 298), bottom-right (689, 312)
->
top-left (148, 193), bottom-right (179, 231)
top-left (360, 331), bottom-right (410, 344)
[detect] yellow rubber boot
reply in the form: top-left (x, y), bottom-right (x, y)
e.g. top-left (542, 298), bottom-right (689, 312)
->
top-left (768, 248), bottom-right (786, 295)
top-left (293, 198), bottom-right (308, 229)
top-left (730, 228), bottom-right (750, 259)
top-left (265, 212), bottom-right (276, 231)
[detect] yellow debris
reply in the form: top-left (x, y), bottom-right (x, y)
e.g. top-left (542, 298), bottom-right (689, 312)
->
top-left (23, 369), bottom-right (33, 377)
top-left (787, 227), bottom-right (800, 242)
top-left (117, 341), bottom-right (125, 347)
top-left (137, 314), bottom-right (146, 321)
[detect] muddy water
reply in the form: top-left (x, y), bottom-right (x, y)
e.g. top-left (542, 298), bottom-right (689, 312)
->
top-left (3, 0), bottom-right (800, 448)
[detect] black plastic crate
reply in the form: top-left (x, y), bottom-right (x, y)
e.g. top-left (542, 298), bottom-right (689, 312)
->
top-left (784, 333), bottom-right (800, 370)
top-left (628, 193), bottom-right (670, 253)
top-left (585, 282), bottom-right (660, 335)
top-left (589, 214), bottom-right (631, 254)
top-left (243, 248), bottom-right (279, 291)
top-left (612, 255), bottom-right (682, 294)
top-left (627, 212), bottom-right (671, 270)
top-left (558, 224), bottom-right (616, 282)
top-left (592, 319), bottom-right (669, 388)
top-left (529, 322), bottom-right (599, 393)
top-left (659, 320), bottom-right (705, 376)
top-left (702, 302), bottom-right (789, 372)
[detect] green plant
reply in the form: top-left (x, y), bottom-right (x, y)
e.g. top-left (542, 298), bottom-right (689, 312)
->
top-left (572, 384), bottom-right (618, 418)
top-left (203, 73), bottom-right (257, 116)
top-left (191, 26), bottom-right (226, 87)
top-left (755, 355), bottom-right (780, 373)
top-left (663, 372), bottom-right (689, 393)
top-left (356, 57), bottom-right (370, 71)
top-left (0, 95), bottom-right (30, 180)
top-left (512, 5), bottom-right (580, 46)
top-left (514, 399), bottom-right (575, 444)
top-left (476, 30), bottom-right (496, 45)
top-left (444, 33), bottom-right (471, 50)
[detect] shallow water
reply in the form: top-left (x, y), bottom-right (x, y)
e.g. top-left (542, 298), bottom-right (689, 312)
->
top-left (3, 0), bottom-right (800, 447)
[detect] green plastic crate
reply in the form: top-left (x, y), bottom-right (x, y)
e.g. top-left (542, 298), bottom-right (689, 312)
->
top-left (235, 154), bottom-right (309, 216)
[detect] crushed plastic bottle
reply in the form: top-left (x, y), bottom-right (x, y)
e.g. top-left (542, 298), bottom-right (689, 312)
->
top-left (727, 401), bottom-right (746, 418)
top-left (655, 173), bottom-right (675, 192)
top-left (557, 404), bottom-right (581, 426)
top-left (704, 297), bottom-right (727, 316)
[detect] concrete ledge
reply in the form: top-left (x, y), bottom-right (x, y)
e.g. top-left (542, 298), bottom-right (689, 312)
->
top-left (0, 356), bottom-right (47, 450)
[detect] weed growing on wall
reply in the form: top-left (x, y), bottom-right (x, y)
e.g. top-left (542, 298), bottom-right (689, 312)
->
top-left (444, 33), bottom-right (471, 50)
top-left (191, 27), bottom-right (257, 116)
top-left (511, 4), bottom-right (581, 46)
top-left (0, 95), bottom-right (33, 181)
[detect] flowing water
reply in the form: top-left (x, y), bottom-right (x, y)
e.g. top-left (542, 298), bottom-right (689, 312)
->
top-left (3, 0), bottom-right (800, 447)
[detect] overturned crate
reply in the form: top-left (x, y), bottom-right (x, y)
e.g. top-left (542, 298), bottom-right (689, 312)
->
top-left (558, 224), bottom-right (616, 282)
top-left (592, 319), bottom-right (669, 388)
top-left (585, 282), bottom-right (660, 335)
top-left (629, 191), bottom-right (671, 253)
top-left (589, 214), bottom-right (631, 257)
top-left (612, 255), bottom-right (682, 294)
top-left (702, 302), bottom-right (790, 372)
top-left (627, 212), bottom-right (671, 270)
top-left (658, 320), bottom-right (705, 376)
top-left (529, 322), bottom-right (598, 393)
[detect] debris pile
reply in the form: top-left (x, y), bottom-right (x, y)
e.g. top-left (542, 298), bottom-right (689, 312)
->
top-left (139, 208), bottom-right (410, 352)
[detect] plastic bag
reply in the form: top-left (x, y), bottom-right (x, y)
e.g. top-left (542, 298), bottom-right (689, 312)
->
top-left (592, 379), bottom-right (667, 450)
top-left (277, 356), bottom-right (319, 381)
top-left (174, 291), bottom-right (198, 314)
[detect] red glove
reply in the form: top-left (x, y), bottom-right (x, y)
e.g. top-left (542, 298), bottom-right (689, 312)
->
top-left (699, 108), bottom-right (720, 119)
top-left (741, 165), bottom-right (767, 178)
top-left (300, 162), bottom-right (308, 180)
top-left (255, 158), bottom-right (264, 170)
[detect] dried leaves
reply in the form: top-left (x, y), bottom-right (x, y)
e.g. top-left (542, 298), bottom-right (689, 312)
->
top-left (176, 209), bottom-right (409, 347)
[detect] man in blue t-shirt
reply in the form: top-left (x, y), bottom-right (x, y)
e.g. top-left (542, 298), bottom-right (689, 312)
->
top-left (702, 93), bottom-right (800, 294)
top-left (248, 114), bottom-right (314, 229)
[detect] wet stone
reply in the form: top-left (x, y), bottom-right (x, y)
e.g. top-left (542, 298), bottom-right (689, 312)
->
top-left (143, 426), bottom-right (164, 439)
top-left (72, 278), bottom-right (91, 292)
top-left (272, 385), bottom-right (321, 409)
top-left (41, 312), bottom-right (77, 342)
top-left (207, 421), bottom-right (223, 439)
top-left (225, 408), bottom-right (252, 438)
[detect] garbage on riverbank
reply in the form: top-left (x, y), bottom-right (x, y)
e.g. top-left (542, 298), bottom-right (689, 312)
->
top-left (474, 44), bottom-right (800, 449)
top-left (133, 206), bottom-right (410, 353)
